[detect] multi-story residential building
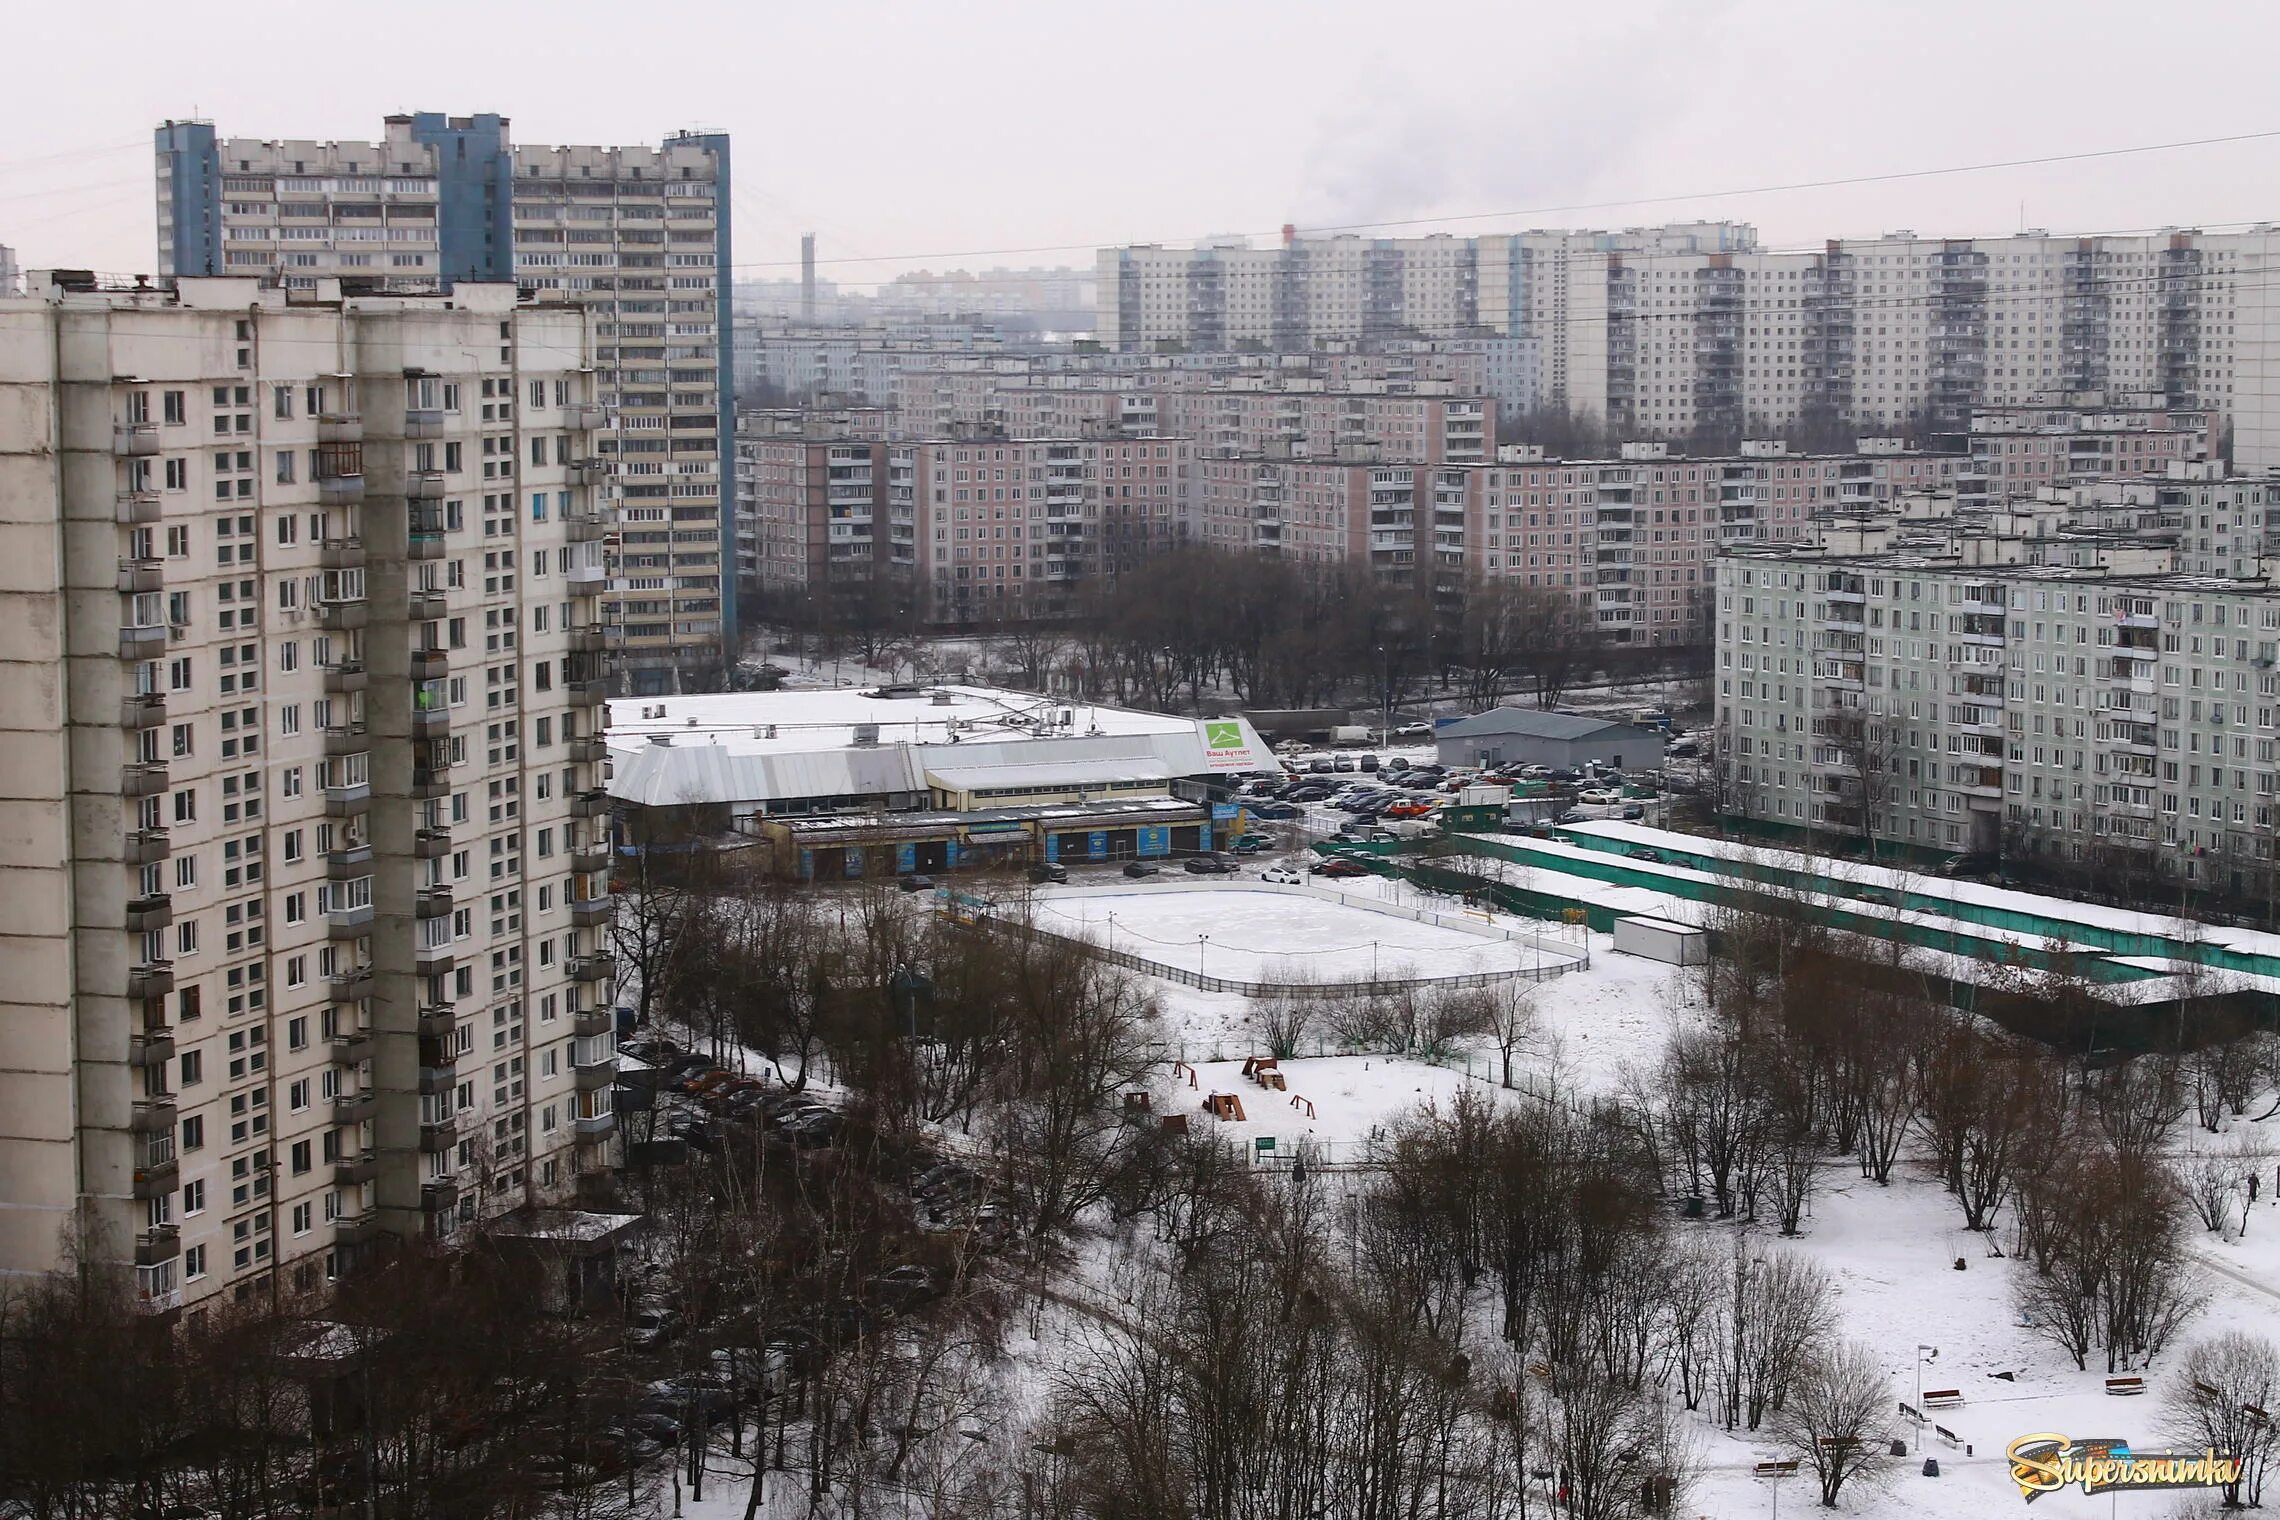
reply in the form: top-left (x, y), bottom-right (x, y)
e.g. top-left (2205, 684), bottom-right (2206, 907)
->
top-left (0, 272), bottom-right (619, 1316)
top-left (153, 114), bottom-right (732, 693)
top-left (1714, 519), bottom-right (2280, 899)
top-left (738, 432), bottom-right (1194, 627)
top-left (1099, 224), bottom-right (2280, 468)
top-left (1953, 399), bottom-right (2210, 507)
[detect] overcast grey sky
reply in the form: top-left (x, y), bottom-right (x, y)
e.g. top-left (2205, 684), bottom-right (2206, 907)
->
top-left (8, 0), bottom-right (2280, 285)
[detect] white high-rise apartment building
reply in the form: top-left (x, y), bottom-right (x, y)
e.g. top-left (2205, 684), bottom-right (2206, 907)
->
top-left (1100, 225), bottom-right (2280, 466)
top-left (155, 114), bottom-right (733, 694)
top-left (0, 273), bottom-right (620, 1317)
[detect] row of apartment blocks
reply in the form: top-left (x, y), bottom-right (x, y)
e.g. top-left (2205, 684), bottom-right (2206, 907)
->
top-left (0, 274), bottom-right (621, 1317)
top-left (1094, 223), bottom-right (2280, 468)
top-left (740, 331), bottom-right (1540, 415)
top-left (155, 114), bottom-right (732, 693)
top-left (737, 421), bottom-right (1988, 640)
top-left (1713, 472), bottom-right (2280, 897)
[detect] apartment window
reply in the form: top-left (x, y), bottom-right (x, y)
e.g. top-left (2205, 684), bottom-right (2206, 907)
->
top-left (179, 1050), bottom-right (203, 1088)
top-left (181, 1115), bottom-right (202, 1152)
top-left (162, 390), bottom-right (185, 426)
top-left (273, 385), bottom-right (293, 420)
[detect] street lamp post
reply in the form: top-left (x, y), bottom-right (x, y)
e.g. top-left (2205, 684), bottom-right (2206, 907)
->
top-left (1914, 1345), bottom-right (1938, 1454)
top-left (1197, 934), bottom-right (1209, 979)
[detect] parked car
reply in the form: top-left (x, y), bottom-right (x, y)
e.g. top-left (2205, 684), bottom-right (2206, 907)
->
top-left (1261, 865), bottom-right (1304, 885)
top-left (899, 873), bottom-right (934, 893)
top-left (1230, 833), bottom-right (1272, 854)
top-left (1937, 852), bottom-right (1997, 879)
top-left (1624, 847), bottom-right (1666, 864)
top-left (1027, 862), bottom-right (1069, 885)
top-left (1576, 788), bottom-right (1623, 807)
top-left (1184, 854), bottom-right (1235, 875)
top-left (1394, 721), bottom-right (1433, 739)
top-left (1357, 754), bottom-right (1380, 772)
top-left (1315, 857), bottom-right (1370, 879)
top-left (1248, 801), bottom-right (1299, 820)
top-left (1307, 758), bottom-right (1334, 774)
top-left (1122, 860), bottom-right (1161, 879)
top-left (626, 1303), bottom-right (682, 1348)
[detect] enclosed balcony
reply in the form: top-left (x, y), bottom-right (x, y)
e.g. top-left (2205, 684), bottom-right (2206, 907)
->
top-left (125, 893), bottom-right (172, 934)
top-left (113, 424), bottom-right (158, 457)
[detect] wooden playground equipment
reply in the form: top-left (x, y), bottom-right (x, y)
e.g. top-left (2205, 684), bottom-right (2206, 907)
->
top-left (1203, 1092), bottom-right (1247, 1122)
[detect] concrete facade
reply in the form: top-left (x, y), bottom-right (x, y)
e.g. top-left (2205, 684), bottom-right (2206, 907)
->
top-left (0, 274), bottom-right (619, 1316)
top-left (155, 115), bottom-right (732, 693)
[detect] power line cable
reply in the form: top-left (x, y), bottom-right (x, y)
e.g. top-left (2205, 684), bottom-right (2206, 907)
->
top-left (715, 129), bottom-right (2280, 271)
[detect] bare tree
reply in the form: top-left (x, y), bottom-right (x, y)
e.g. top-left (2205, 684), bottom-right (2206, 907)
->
top-left (2171, 1331), bottom-right (2280, 1508)
top-left (1773, 1341), bottom-right (1897, 1510)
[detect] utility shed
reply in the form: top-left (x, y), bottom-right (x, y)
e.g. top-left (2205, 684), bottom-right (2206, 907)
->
top-left (1612, 915), bottom-right (1709, 966)
top-left (1433, 708), bottom-right (1667, 773)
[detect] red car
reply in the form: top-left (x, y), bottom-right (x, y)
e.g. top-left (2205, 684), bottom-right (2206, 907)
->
top-left (1314, 857), bottom-right (1370, 879)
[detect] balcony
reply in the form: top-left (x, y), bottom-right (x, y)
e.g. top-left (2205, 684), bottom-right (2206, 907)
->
top-left (564, 512), bottom-right (607, 544)
top-left (125, 893), bottom-right (172, 934)
top-left (417, 1004), bottom-right (459, 1040)
top-left (411, 764), bottom-right (451, 800)
top-left (565, 678), bottom-right (611, 707)
top-left (571, 843), bottom-right (611, 874)
top-left (115, 490), bottom-right (161, 525)
top-left (571, 892), bottom-right (613, 927)
top-left (323, 660), bottom-right (368, 694)
top-left (331, 1091), bottom-right (378, 1126)
top-left (419, 1117), bottom-right (459, 1154)
top-left (113, 424), bottom-right (158, 457)
top-left (570, 789), bottom-right (609, 820)
top-left (415, 940), bottom-right (456, 977)
top-left (323, 724), bottom-right (369, 759)
top-left (120, 692), bottom-right (167, 731)
top-left (574, 1110), bottom-right (617, 1142)
top-left (414, 826), bottom-right (452, 859)
top-left (327, 965), bottom-right (373, 1004)
top-left (128, 961), bottom-right (174, 1000)
top-left (422, 1178), bottom-right (461, 1212)
top-left (320, 474), bottom-right (366, 505)
top-left (567, 737), bottom-right (608, 765)
top-left (411, 704), bottom-right (450, 740)
top-left (568, 953), bottom-right (613, 983)
top-left (567, 624), bottom-right (617, 655)
top-left (124, 828), bottom-right (171, 867)
top-left (119, 623), bottom-right (168, 660)
top-left (404, 408), bottom-right (445, 440)
top-left (132, 1146), bottom-right (177, 1201)
top-left (565, 561), bottom-right (605, 591)
top-left (405, 471), bottom-right (445, 501)
top-left (333, 1150), bottom-right (378, 1186)
top-left (408, 528), bottom-right (444, 560)
top-left (321, 536), bottom-right (366, 570)
top-left (116, 557), bottom-right (164, 594)
top-left (324, 781), bottom-right (372, 818)
top-left (407, 587), bottom-right (446, 619)
top-left (569, 458), bottom-right (611, 482)
top-left (418, 1060), bottom-right (458, 1096)
top-left (327, 900), bottom-right (375, 939)
top-left (128, 1029), bottom-right (176, 1069)
top-left (329, 1030), bottom-right (375, 1065)
top-left (415, 886), bottom-right (453, 919)
top-left (134, 1225), bottom-right (180, 1268)
top-left (335, 1211), bottom-right (381, 1247)
top-left (409, 646), bottom-right (449, 682)
top-left (317, 412), bottom-right (362, 444)
top-left (575, 1055), bottom-right (616, 1093)
top-left (573, 1007), bottom-right (613, 1039)
top-left (129, 1098), bottom-right (176, 1134)
top-left (316, 594), bottom-right (367, 631)
top-left (563, 402), bottom-right (608, 430)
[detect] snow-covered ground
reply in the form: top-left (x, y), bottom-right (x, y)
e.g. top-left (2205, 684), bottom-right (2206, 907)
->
top-left (1086, 878), bottom-right (2280, 1520)
top-left (1027, 882), bottom-right (1558, 984)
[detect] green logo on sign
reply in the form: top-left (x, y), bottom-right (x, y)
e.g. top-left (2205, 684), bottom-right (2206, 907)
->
top-left (1205, 721), bottom-right (1243, 749)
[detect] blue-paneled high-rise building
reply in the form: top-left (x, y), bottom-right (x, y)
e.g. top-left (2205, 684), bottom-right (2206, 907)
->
top-left (156, 113), bottom-right (736, 692)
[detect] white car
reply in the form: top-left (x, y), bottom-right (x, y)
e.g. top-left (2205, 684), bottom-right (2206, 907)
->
top-left (1576, 787), bottom-right (1624, 807)
top-left (1261, 865), bottom-right (1304, 885)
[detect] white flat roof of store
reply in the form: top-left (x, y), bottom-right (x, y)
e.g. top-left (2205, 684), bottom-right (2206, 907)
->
top-left (604, 686), bottom-right (1275, 809)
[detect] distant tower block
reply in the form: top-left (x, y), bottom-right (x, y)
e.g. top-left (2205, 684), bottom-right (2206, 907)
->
top-left (800, 232), bottom-right (816, 320)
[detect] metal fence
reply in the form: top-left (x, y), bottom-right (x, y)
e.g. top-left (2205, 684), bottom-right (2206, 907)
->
top-left (972, 911), bottom-right (1582, 997)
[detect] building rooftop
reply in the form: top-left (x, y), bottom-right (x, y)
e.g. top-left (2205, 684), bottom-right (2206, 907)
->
top-left (605, 686), bottom-right (1275, 809)
top-left (1435, 708), bottom-right (1639, 742)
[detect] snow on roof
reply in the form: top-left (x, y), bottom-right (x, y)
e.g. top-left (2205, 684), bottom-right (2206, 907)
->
top-left (1435, 708), bottom-right (1643, 742)
top-left (605, 686), bottom-right (1275, 809)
